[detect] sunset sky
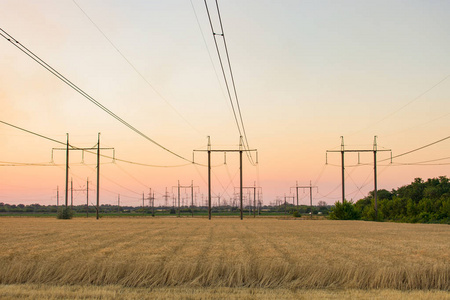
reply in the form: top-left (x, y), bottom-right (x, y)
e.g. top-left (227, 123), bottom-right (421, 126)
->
top-left (1, 0), bottom-right (449, 207)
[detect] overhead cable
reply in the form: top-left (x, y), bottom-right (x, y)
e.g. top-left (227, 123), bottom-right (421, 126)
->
top-left (189, 0), bottom-right (226, 100)
top-left (380, 135), bottom-right (450, 162)
top-left (0, 119), bottom-right (191, 168)
top-left (0, 28), bottom-right (193, 164)
top-left (72, 0), bottom-right (202, 136)
top-left (203, 0), bottom-right (256, 165)
top-left (349, 74), bottom-right (450, 137)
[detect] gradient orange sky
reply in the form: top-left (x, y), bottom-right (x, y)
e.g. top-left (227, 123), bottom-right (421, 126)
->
top-left (1, 0), bottom-right (449, 207)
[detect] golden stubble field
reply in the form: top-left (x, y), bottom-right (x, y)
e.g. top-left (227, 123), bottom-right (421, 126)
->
top-left (0, 217), bottom-right (448, 299)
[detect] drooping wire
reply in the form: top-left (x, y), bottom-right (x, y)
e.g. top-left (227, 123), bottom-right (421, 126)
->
top-left (0, 161), bottom-right (62, 167)
top-left (380, 135), bottom-right (450, 162)
top-left (224, 162), bottom-right (236, 190)
top-left (72, 0), bottom-right (202, 136)
top-left (312, 164), bottom-right (327, 187)
top-left (326, 135), bottom-right (450, 167)
top-left (214, 0), bottom-right (253, 163)
top-left (317, 166), bottom-right (358, 200)
top-left (0, 120), bottom-right (65, 146)
top-left (189, 0), bottom-right (226, 101)
top-left (83, 164), bottom-right (142, 196)
top-left (203, 1), bottom-right (242, 136)
top-left (386, 111), bottom-right (450, 138)
top-left (210, 168), bottom-right (234, 199)
top-left (203, 1), bottom-right (256, 166)
top-left (348, 74), bottom-right (450, 137)
top-left (345, 169), bottom-right (370, 199)
top-left (0, 161), bottom-right (101, 167)
top-left (114, 162), bottom-right (150, 190)
top-left (0, 28), bottom-right (193, 164)
top-left (0, 119), bottom-right (192, 168)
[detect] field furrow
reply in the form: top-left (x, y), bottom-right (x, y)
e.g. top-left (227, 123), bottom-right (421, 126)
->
top-left (0, 218), bottom-right (448, 291)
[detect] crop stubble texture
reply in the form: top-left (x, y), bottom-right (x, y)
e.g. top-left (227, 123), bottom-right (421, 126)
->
top-left (0, 218), bottom-right (448, 290)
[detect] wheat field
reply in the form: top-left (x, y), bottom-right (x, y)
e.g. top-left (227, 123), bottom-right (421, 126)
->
top-left (0, 217), bottom-right (448, 298)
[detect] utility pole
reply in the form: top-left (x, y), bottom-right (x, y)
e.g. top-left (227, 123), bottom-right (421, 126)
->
top-left (146, 188), bottom-right (154, 217)
top-left (86, 179), bottom-right (89, 218)
top-left (373, 136), bottom-right (379, 219)
top-left (326, 136), bottom-right (391, 219)
top-left (235, 183), bottom-right (262, 218)
top-left (142, 192), bottom-right (145, 214)
top-left (178, 181), bottom-right (180, 216)
top-left (162, 187), bottom-right (169, 210)
top-left (191, 180), bottom-right (194, 217)
top-left (96, 133), bottom-right (100, 220)
top-left (291, 181), bottom-right (318, 217)
top-left (65, 133), bottom-right (69, 207)
top-left (51, 132), bottom-right (113, 220)
top-left (56, 186), bottom-right (59, 206)
top-left (248, 190), bottom-right (251, 215)
top-left (283, 194), bottom-right (295, 215)
top-left (66, 177), bottom-right (87, 214)
top-left (173, 181), bottom-right (199, 217)
top-left (341, 137), bottom-right (345, 205)
top-left (240, 137), bottom-right (243, 220)
top-left (172, 181), bottom-right (181, 217)
top-left (118, 194), bottom-right (120, 214)
top-left (211, 194), bottom-right (221, 215)
top-left (152, 191), bottom-right (155, 217)
top-left (253, 182), bottom-right (256, 217)
top-left (193, 136), bottom-right (257, 220)
top-left (70, 178), bottom-right (73, 209)
top-left (208, 137), bottom-right (212, 220)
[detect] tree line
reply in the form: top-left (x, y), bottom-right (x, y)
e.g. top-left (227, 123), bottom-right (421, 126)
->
top-left (330, 176), bottom-right (450, 224)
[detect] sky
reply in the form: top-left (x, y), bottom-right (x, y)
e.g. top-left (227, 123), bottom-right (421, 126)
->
top-left (0, 0), bottom-right (449, 207)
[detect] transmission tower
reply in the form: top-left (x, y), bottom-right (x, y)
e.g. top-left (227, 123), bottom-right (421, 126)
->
top-left (326, 136), bottom-right (391, 219)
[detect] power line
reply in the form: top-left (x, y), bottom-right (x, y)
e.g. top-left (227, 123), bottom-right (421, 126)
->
top-left (385, 155), bottom-right (450, 166)
top-left (386, 112), bottom-right (450, 138)
top-left (345, 169), bottom-right (370, 199)
top-left (83, 164), bottom-right (141, 196)
top-left (0, 120), bottom-right (65, 146)
top-left (326, 135), bottom-right (450, 166)
top-left (203, 0), bottom-right (255, 166)
top-left (0, 161), bottom-right (62, 167)
top-left (211, 168), bottom-right (236, 199)
top-left (0, 119), bottom-right (192, 168)
top-left (203, 1), bottom-right (242, 136)
top-left (72, 0), bottom-right (202, 136)
top-left (189, 0), bottom-right (226, 101)
top-left (349, 74), bottom-right (450, 137)
top-left (0, 28), bottom-right (193, 163)
top-left (380, 135), bottom-right (450, 162)
top-left (312, 164), bottom-right (327, 187)
top-left (114, 162), bottom-right (149, 189)
top-left (0, 161), bottom-right (104, 167)
top-left (213, 0), bottom-right (252, 162)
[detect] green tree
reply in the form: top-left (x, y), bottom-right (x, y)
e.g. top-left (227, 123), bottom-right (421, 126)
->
top-left (329, 200), bottom-right (360, 220)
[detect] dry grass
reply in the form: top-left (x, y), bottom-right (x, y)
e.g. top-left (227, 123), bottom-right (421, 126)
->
top-left (0, 284), bottom-right (449, 299)
top-left (0, 217), bottom-right (448, 294)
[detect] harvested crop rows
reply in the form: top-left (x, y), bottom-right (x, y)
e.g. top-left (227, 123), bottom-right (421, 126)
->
top-left (0, 218), bottom-right (448, 291)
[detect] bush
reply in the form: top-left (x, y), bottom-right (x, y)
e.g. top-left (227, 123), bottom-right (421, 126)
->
top-left (57, 207), bottom-right (74, 219)
top-left (329, 200), bottom-right (360, 220)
